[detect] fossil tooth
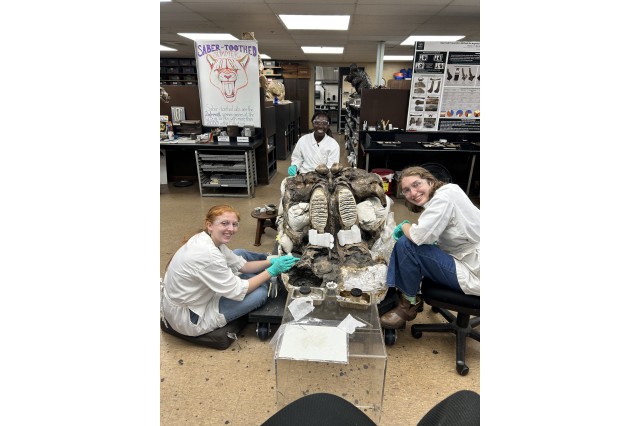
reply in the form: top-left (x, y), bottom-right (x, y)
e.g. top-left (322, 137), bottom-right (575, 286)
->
top-left (337, 186), bottom-right (357, 228)
top-left (309, 187), bottom-right (328, 233)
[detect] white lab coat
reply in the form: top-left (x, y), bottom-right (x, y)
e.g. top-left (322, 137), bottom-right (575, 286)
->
top-left (161, 231), bottom-right (248, 336)
top-left (290, 132), bottom-right (340, 173)
top-left (408, 184), bottom-right (480, 295)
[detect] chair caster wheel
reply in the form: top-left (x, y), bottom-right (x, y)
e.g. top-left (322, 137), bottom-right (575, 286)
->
top-left (383, 328), bottom-right (397, 346)
top-left (256, 323), bottom-right (270, 340)
top-left (456, 361), bottom-right (469, 376)
top-left (410, 326), bottom-right (422, 339)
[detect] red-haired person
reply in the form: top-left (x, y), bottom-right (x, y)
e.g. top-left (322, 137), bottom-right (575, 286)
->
top-left (161, 204), bottom-right (299, 336)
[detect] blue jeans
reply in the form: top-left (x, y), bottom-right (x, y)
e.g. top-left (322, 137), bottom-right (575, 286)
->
top-left (218, 249), bottom-right (270, 323)
top-left (386, 237), bottom-right (462, 297)
top-left (233, 249), bottom-right (268, 263)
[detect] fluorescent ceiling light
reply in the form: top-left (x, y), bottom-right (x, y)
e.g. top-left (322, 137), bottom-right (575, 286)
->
top-left (302, 46), bottom-right (344, 54)
top-left (384, 55), bottom-right (413, 61)
top-left (178, 33), bottom-right (238, 41)
top-left (260, 54), bottom-right (271, 59)
top-left (160, 45), bottom-right (176, 51)
top-left (279, 15), bottom-right (350, 30)
top-left (401, 35), bottom-right (465, 45)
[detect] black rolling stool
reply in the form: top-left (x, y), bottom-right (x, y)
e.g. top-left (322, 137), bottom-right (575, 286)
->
top-left (411, 279), bottom-right (480, 376)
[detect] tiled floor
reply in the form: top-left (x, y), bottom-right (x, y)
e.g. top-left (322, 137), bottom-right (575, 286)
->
top-left (160, 132), bottom-right (480, 425)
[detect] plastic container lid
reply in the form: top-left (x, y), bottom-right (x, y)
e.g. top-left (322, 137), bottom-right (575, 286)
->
top-left (299, 285), bottom-right (311, 295)
top-left (350, 288), bottom-right (363, 297)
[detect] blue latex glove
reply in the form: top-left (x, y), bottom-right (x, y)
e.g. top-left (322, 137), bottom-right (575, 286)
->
top-left (393, 220), bottom-right (410, 241)
top-left (288, 165), bottom-right (298, 176)
top-left (267, 255), bottom-right (300, 276)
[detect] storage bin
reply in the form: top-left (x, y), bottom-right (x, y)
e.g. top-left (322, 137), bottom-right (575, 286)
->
top-left (371, 168), bottom-right (395, 196)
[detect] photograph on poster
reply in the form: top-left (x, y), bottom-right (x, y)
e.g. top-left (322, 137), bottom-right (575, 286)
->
top-left (405, 41), bottom-right (480, 132)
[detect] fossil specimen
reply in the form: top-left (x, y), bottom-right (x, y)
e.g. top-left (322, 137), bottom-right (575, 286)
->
top-left (279, 164), bottom-right (391, 290)
top-left (309, 187), bottom-right (329, 233)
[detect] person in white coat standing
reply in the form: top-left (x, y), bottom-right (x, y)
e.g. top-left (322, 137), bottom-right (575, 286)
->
top-left (380, 166), bottom-right (480, 329)
top-left (161, 204), bottom-right (299, 336)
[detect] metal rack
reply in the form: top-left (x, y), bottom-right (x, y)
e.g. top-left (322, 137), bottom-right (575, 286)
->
top-left (195, 149), bottom-right (257, 197)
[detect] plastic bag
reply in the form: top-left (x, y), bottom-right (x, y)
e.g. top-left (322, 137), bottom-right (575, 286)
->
top-left (370, 210), bottom-right (397, 264)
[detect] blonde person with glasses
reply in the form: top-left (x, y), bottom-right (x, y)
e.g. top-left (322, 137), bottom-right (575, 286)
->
top-left (161, 204), bottom-right (299, 337)
top-left (380, 166), bottom-right (480, 329)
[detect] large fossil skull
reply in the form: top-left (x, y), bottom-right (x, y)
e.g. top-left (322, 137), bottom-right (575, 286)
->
top-left (279, 165), bottom-right (391, 291)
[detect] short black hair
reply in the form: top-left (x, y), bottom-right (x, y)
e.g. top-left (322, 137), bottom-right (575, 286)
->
top-left (311, 111), bottom-right (331, 124)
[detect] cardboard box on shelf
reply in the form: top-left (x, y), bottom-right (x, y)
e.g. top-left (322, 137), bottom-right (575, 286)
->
top-left (297, 66), bottom-right (311, 78)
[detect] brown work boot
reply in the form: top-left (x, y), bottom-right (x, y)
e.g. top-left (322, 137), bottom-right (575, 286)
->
top-left (380, 295), bottom-right (423, 329)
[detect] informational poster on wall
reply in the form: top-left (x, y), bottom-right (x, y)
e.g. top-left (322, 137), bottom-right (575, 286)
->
top-left (405, 41), bottom-right (479, 133)
top-left (194, 39), bottom-right (262, 128)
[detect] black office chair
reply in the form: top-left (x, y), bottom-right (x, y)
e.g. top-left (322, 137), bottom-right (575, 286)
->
top-left (260, 390), bottom-right (480, 426)
top-left (417, 390), bottom-right (480, 426)
top-left (411, 279), bottom-right (480, 375)
top-left (421, 162), bottom-right (452, 183)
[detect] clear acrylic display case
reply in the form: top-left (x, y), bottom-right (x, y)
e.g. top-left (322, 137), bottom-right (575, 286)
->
top-left (273, 289), bottom-right (388, 423)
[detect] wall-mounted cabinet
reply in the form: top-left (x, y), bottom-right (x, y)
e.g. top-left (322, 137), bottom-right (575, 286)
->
top-left (358, 88), bottom-right (410, 129)
top-left (160, 58), bottom-right (198, 86)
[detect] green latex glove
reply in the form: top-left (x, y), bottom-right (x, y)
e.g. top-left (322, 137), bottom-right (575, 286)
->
top-left (267, 254), bottom-right (300, 276)
top-left (393, 220), bottom-right (410, 241)
top-left (288, 165), bottom-right (298, 176)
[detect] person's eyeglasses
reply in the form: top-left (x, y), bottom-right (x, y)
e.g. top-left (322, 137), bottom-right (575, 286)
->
top-left (214, 220), bottom-right (239, 228)
top-left (401, 180), bottom-right (427, 196)
top-left (312, 120), bottom-right (329, 125)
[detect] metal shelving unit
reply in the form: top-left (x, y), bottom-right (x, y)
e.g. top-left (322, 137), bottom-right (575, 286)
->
top-left (160, 58), bottom-right (198, 86)
top-left (195, 149), bottom-right (257, 197)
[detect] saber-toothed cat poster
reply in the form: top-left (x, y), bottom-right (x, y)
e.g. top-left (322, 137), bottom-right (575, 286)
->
top-left (194, 40), bottom-right (261, 128)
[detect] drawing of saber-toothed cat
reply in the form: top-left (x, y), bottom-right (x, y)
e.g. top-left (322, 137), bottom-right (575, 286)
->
top-left (206, 53), bottom-right (250, 102)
